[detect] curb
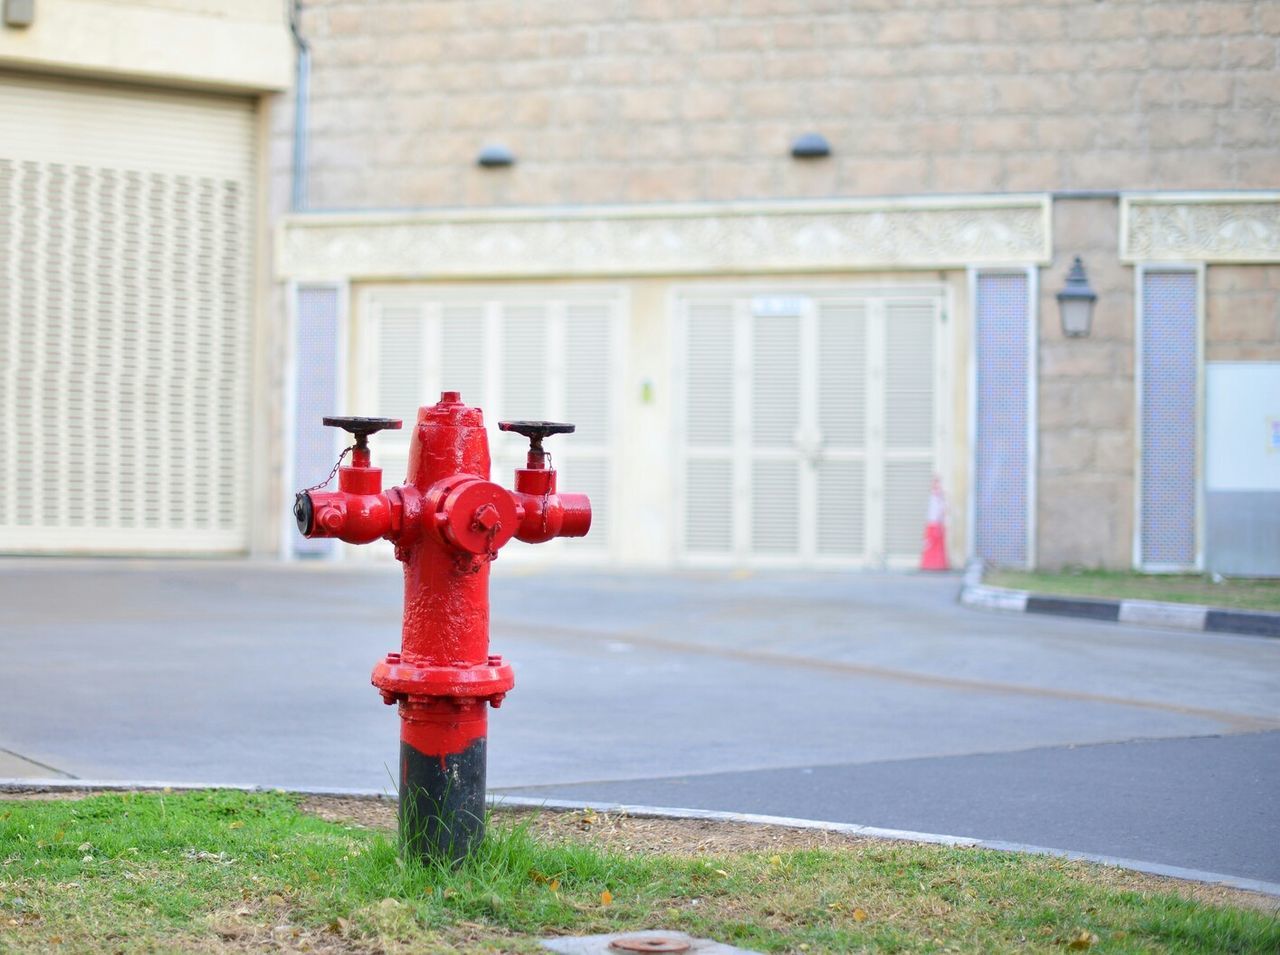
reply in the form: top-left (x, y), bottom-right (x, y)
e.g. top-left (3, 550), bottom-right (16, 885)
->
top-left (2, 778), bottom-right (1278, 899)
top-left (960, 564), bottom-right (1280, 638)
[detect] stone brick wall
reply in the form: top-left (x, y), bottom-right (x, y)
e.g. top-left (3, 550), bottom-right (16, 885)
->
top-left (1206, 266), bottom-right (1280, 362)
top-left (283, 0), bottom-right (1280, 210)
top-left (1035, 229), bottom-right (1279, 571)
top-left (1037, 198), bottom-right (1134, 569)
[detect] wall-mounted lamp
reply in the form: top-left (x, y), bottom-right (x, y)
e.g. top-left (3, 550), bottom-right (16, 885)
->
top-left (790, 132), bottom-right (831, 159)
top-left (476, 143), bottom-right (516, 168)
top-left (5, 0), bottom-right (36, 27)
top-left (1056, 256), bottom-right (1097, 338)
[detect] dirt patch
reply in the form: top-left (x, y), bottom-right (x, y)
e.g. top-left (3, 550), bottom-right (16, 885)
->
top-left (301, 794), bottom-right (873, 855)
top-left (299, 794), bottom-right (1280, 915)
top-left (200, 896), bottom-right (391, 955)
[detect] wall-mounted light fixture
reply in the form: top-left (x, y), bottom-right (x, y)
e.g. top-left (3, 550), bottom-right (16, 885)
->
top-left (789, 132), bottom-right (831, 159)
top-left (4, 0), bottom-right (36, 27)
top-left (476, 143), bottom-right (516, 168)
top-left (1056, 256), bottom-right (1097, 338)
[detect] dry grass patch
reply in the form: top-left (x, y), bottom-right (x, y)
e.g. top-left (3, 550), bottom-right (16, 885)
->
top-left (300, 794), bottom-right (1278, 916)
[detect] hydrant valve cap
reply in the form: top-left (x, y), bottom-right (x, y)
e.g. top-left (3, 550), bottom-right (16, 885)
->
top-left (293, 493), bottom-right (313, 535)
top-left (440, 480), bottom-right (520, 555)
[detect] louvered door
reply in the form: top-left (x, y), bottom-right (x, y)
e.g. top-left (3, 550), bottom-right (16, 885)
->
top-left (357, 288), bottom-right (621, 560)
top-left (677, 289), bottom-right (941, 567)
top-left (882, 301), bottom-right (938, 560)
top-left (750, 307), bottom-right (806, 559)
top-left (679, 300), bottom-right (738, 557)
top-left (0, 73), bottom-right (256, 553)
top-left (492, 303), bottom-right (551, 496)
top-left (814, 300), bottom-right (870, 560)
top-left (558, 302), bottom-right (615, 547)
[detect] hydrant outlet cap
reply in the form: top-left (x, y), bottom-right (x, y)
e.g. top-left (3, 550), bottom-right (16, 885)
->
top-left (293, 492), bottom-right (314, 535)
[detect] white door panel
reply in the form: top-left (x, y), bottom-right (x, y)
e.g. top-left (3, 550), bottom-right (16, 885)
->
top-left (885, 302), bottom-right (936, 450)
top-left (677, 289), bottom-right (941, 568)
top-left (440, 305), bottom-right (487, 406)
top-left (376, 305), bottom-right (425, 424)
top-left (680, 301), bottom-right (737, 557)
top-left (358, 288), bottom-right (622, 562)
top-left (883, 300), bottom-right (939, 566)
top-left (749, 312), bottom-right (804, 558)
top-left (816, 458), bottom-right (867, 557)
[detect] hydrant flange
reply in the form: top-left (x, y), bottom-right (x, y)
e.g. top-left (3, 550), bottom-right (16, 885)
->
top-left (371, 656), bottom-right (515, 704)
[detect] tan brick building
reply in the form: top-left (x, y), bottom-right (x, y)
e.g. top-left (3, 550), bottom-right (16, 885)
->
top-left (269, 0), bottom-right (1280, 574)
top-left (5, 1), bottom-right (1277, 574)
top-left (285, 0), bottom-right (1278, 206)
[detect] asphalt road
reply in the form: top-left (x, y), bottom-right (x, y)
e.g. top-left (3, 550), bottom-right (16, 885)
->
top-left (1, 559), bottom-right (1277, 883)
top-left (500, 732), bottom-right (1280, 883)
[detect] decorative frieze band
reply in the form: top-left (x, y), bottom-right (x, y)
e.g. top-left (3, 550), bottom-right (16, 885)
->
top-left (276, 196), bottom-right (1051, 281)
top-left (1122, 194), bottom-right (1280, 263)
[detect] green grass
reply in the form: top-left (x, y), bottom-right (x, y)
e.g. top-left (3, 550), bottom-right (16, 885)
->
top-left (986, 569), bottom-right (1280, 613)
top-left (1, 791), bottom-right (1277, 953)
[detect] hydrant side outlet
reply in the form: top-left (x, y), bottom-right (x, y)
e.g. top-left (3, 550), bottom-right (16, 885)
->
top-left (295, 393), bottom-right (590, 863)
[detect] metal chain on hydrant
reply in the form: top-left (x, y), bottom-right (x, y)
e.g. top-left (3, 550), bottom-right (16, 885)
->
top-left (300, 446), bottom-right (354, 494)
top-left (540, 451), bottom-right (553, 536)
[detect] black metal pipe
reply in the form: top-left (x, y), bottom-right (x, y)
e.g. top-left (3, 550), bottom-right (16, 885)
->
top-left (288, 0), bottom-right (310, 212)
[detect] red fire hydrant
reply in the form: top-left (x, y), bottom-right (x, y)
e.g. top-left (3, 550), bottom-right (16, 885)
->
top-left (293, 391), bottom-right (590, 861)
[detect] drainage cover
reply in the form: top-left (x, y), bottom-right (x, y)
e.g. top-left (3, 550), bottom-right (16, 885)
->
top-left (541, 929), bottom-right (760, 955)
top-left (610, 935), bottom-right (691, 953)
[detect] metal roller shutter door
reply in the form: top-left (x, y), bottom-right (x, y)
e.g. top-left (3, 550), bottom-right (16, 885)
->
top-left (0, 73), bottom-right (256, 554)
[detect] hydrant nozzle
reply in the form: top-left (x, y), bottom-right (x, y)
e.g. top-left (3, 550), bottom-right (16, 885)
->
top-left (294, 394), bottom-right (591, 862)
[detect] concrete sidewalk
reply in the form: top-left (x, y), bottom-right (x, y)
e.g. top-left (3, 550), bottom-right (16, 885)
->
top-left (2, 559), bottom-right (1278, 881)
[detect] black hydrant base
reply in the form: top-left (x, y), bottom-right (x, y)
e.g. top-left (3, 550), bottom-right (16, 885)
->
top-left (400, 737), bottom-right (487, 864)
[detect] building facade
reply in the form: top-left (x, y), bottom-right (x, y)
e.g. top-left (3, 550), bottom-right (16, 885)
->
top-left (272, 0), bottom-right (1279, 574)
top-left (4, 1), bottom-right (1278, 574)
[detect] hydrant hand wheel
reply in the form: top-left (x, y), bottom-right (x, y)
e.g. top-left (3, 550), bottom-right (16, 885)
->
top-left (498, 420), bottom-right (574, 452)
top-left (322, 416), bottom-right (403, 448)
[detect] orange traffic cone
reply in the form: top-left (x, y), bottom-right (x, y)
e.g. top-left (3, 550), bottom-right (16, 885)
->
top-left (919, 476), bottom-right (949, 571)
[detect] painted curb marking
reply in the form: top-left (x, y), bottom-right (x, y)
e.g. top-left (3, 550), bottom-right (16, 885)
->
top-left (1025, 595), bottom-right (1120, 621)
top-left (962, 581), bottom-right (1280, 638)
